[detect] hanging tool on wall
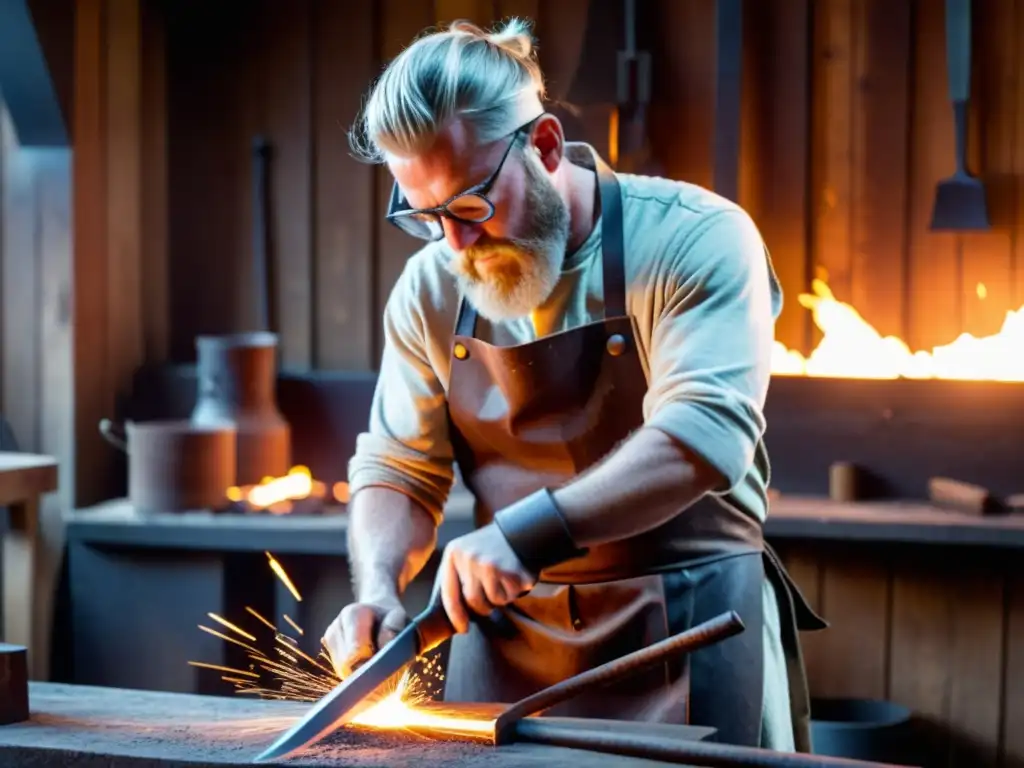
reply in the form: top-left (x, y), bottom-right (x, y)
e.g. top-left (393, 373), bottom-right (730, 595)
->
top-left (929, 0), bottom-right (989, 231)
top-left (612, 0), bottom-right (657, 174)
top-left (251, 136), bottom-right (274, 332)
top-left (712, 0), bottom-right (743, 202)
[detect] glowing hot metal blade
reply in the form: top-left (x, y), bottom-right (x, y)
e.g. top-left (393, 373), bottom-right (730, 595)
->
top-left (253, 598), bottom-right (455, 763)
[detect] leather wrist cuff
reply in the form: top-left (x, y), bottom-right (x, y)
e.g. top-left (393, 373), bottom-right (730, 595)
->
top-left (494, 488), bottom-right (588, 578)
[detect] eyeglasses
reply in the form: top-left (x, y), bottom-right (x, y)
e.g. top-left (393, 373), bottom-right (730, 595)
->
top-left (385, 116), bottom-right (541, 242)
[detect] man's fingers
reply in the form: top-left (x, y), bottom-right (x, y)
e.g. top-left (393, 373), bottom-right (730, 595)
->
top-left (337, 604), bottom-right (379, 678)
top-left (462, 567), bottom-right (495, 617)
top-left (477, 565), bottom-right (510, 611)
top-left (441, 551), bottom-right (469, 634)
top-left (376, 606), bottom-right (409, 647)
top-left (321, 617), bottom-right (346, 679)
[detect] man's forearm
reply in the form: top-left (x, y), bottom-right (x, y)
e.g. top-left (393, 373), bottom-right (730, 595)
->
top-left (347, 487), bottom-right (438, 603)
top-left (552, 426), bottom-right (723, 548)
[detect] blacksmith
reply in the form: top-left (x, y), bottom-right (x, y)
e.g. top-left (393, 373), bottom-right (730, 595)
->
top-left (323, 18), bottom-right (825, 751)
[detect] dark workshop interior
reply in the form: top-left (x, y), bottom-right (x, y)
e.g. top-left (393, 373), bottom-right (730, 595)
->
top-left (0, 0), bottom-right (1023, 766)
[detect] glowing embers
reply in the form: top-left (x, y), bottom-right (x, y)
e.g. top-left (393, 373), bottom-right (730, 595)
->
top-left (221, 465), bottom-right (351, 515)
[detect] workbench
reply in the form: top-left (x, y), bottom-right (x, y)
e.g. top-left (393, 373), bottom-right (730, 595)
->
top-left (55, 491), bottom-right (1024, 698)
top-left (0, 682), bottom-right (690, 767)
top-left (0, 451), bottom-right (58, 677)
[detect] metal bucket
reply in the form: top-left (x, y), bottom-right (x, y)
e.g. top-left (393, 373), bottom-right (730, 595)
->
top-left (811, 698), bottom-right (916, 764)
top-left (100, 418), bottom-right (237, 512)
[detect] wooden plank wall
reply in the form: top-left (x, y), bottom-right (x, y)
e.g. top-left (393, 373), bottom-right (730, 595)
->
top-left (70, 1), bottom-right (1024, 759)
top-left (73, 0), bottom-right (168, 507)
top-left (0, 103), bottom-right (73, 680)
top-left (161, 0), bottom-right (594, 368)
top-left (156, 0), bottom-right (1024, 370)
top-left (807, 0), bottom-right (1023, 353)
top-left (775, 541), bottom-right (1023, 768)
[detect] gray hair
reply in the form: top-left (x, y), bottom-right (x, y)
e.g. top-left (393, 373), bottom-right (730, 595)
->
top-left (349, 18), bottom-right (546, 163)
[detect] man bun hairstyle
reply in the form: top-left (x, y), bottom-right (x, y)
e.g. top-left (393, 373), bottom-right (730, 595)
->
top-left (349, 17), bottom-right (546, 163)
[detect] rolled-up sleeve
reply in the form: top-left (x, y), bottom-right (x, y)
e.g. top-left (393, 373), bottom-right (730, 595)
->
top-left (643, 208), bottom-right (780, 491)
top-left (347, 263), bottom-right (455, 523)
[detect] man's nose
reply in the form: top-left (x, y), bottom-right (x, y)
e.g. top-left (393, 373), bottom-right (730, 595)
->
top-left (443, 219), bottom-right (483, 252)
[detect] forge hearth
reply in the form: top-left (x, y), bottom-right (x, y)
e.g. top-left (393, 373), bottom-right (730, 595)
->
top-left (763, 376), bottom-right (1024, 502)
top-left (122, 330), bottom-right (1024, 512)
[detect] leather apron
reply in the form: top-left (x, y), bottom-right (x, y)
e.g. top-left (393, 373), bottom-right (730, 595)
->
top-left (441, 149), bottom-right (826, 750)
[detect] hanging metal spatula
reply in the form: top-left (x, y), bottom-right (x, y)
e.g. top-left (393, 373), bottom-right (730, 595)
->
top-left (929, 0), bottom-right (990, 231)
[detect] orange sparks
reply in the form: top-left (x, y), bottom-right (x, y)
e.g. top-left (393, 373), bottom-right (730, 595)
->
top-left (245, 606), bottom-right (277, 631)
top-left (187, 661), bottom-right (258, 678)
top-left (198, 625), bottom-right (262, 655)
top-left (283, 614), bottom-right (304, 635)
top-left (208, 612), bottom-right (257, 642)
top-left (191, 552), bottom-right (497, 738)
top-left (265, 552), bottom-right (302, 602)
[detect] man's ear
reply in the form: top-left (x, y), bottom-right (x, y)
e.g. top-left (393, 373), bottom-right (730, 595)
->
top-left (530, 114), bottom-right (564, 172)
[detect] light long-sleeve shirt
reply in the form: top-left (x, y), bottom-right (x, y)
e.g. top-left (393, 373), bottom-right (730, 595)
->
top-left (348, 144), bottom-right (783, 527)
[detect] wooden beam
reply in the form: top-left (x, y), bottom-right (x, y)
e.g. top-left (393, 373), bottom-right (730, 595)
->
top-left (0, 0), bottom-right (67, 146)
top-left (72, 0), bottom-right (112, 507)
top-left (0, 92), bottom-right (72, 681)
top-left (104, 0), bottom-right (144, 389)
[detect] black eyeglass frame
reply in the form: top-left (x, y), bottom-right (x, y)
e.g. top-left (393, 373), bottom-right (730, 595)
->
top-left (385, 115), bottom-right (543, 242)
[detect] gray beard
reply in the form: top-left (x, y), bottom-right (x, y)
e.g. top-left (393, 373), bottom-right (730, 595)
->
top-left (456, 246), bottom-right (561, 322)
top-left (453, 152), bottom-right (571, 323)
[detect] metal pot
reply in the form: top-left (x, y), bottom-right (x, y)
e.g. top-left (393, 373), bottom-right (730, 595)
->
top-left (190, 332), bottom-right (291, 485)
top-left (99, 418), bottom-right (237, 513)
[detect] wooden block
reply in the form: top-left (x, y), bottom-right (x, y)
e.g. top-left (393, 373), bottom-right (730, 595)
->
top-left (928, 476), bottom-right (994, 516)
top-left (0, 644), bottom-right (28, 724)
top-left (1005, 494), bottom-right (1024, 513)
top-left (829, 461), bottom-right (861, 502)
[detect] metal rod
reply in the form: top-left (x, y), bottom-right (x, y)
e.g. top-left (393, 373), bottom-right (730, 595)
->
top-left (493, 610), bottom-right (745, 741)
top-left (511, 717), bottom-right (905, 768)
top-left (623, 0), bottom-right (636, 57)
top-left (251, 136), bottom-right (271, 333)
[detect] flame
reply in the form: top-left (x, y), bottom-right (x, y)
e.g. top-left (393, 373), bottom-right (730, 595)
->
top-left (190, 553), bottom-right (494, 738)
top-left (226, 465), bottom-right (351, 512)
top-left (770, 279), bottom-right (1024, 381)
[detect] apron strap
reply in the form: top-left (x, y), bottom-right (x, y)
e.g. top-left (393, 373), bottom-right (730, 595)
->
top-left (455, 292), bottom-right (477, 337)
top-left (592, 152), bottom-right (627, 319)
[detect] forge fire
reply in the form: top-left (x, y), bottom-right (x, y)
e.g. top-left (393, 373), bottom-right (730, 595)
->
top-left (222, 465), bottom-right (351, 515)
top-left (771, 277), bottom-right (1024, 380)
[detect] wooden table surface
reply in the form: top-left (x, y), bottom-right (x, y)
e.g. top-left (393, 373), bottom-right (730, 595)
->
top-left (0, 682), bottom-right (691, 768)
top-left (0, 452), bottom-right (57, 507)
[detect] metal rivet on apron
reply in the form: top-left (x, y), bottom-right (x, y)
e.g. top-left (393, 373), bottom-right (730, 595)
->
top-left (572, 618), bottom-right (583, 631)
top-left (606, 333), bottom-right (627, 357)
top-left (453, 342), bottom-right (469, 360)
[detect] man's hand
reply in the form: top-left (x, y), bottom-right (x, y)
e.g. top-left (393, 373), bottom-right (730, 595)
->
top-left (440, 522), bottom-right (536, 634)
top-left (322, 597), bottom-right (409, 679)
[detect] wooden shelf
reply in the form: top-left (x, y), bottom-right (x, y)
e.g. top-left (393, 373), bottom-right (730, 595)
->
top-left (767, 495), bottom-right (1024, 549)
top-left (65, 491), bottom-right (1024, 554)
